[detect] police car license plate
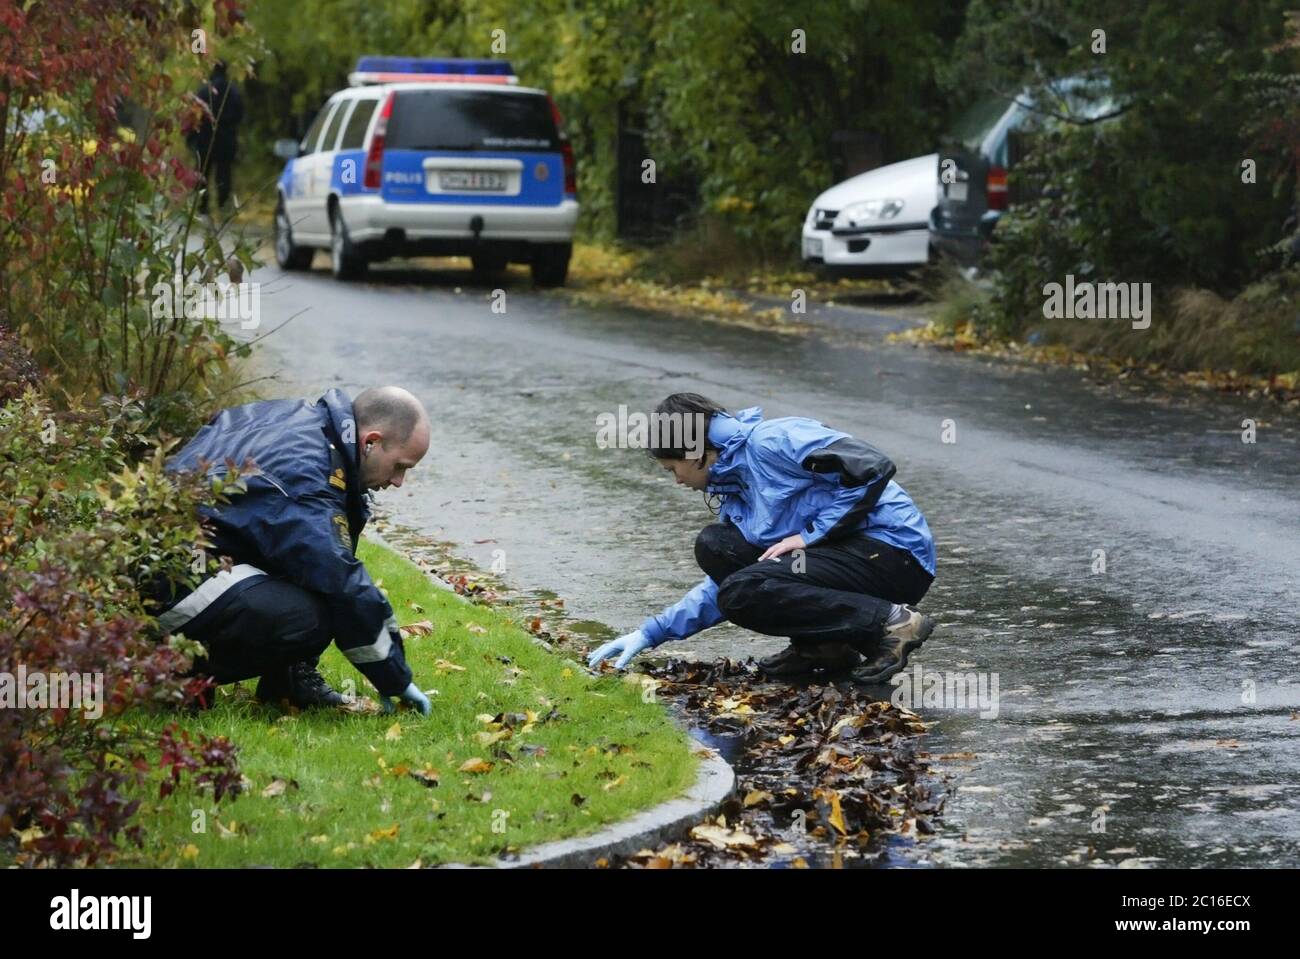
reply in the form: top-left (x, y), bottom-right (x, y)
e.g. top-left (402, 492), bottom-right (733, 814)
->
top-left (439, 170), bottom-right (506, 191)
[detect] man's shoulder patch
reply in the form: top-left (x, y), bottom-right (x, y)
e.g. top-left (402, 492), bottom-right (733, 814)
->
top-left (327, 444), bottom-right (351, 491)
top-left (331, 512), bottom-right (352, 551)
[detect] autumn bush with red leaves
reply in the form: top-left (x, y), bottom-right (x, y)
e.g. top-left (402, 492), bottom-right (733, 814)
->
top-left (0, 0), bottom-right (261, 438)
top-left (0, 351), bottom-right (245, 866)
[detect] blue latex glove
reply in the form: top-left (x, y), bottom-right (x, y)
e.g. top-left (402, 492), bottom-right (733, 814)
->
top-left (587, 629), bottom-right (653, 670)
top-left (381, 682), bottom-right (432, 716)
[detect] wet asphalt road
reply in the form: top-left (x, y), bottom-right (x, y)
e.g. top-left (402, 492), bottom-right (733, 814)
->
top-left (247, 257), bottom-right (1300, 867)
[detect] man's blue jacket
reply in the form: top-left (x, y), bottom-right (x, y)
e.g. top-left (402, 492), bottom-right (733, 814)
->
top-left (639, 407), bottom-right (935, 647)
top-left (158, 389), bottom-right (413, 696)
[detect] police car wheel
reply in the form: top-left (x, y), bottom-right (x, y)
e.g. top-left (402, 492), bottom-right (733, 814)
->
top-left (329, 209), bottom-right (367, 281)
top-left (530, 242), bottom-right (571, 288)
top-left (274, 199), bottom-right (313, 271)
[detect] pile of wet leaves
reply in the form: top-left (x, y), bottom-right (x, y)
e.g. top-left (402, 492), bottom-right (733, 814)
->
top-left (611, 657), bottom-right (947, 869)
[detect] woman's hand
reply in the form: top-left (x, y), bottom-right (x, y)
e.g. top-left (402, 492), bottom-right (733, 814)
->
top-left (587, 630), bottom-right (654, 670)
top-left (759, 533), bottom-right (806, 562)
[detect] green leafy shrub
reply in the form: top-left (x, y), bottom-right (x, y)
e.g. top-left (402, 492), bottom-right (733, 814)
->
top-left (0, 387), bottom-right (244, 867)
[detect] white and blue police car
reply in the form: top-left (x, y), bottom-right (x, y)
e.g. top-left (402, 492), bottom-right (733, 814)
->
top-left (272, 57), bottom-right (578, 286)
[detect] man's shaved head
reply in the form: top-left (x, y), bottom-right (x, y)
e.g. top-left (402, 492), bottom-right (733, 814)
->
top-left (353, 386), bottom-right (431, 491)
top-left (354, 385), bottom-right (428, 443)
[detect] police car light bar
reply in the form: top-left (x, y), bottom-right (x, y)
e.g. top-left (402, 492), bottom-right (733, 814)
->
top-left (349, 57), bottom-right (518, 86)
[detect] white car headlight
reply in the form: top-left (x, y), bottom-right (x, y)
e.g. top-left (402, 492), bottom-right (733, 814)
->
top-left (838, 198), bottom-right (904, 226)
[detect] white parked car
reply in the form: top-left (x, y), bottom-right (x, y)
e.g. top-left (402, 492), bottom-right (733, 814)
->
top-left (800, 153), bottom-right (938, 276)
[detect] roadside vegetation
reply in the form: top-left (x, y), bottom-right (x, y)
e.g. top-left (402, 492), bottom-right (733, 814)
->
top-left (239, 1), bottom-right (1300, 396)
top-left (2, 0), bottom-right (258, 869)
top-left (0, 0), bottom-right (697, 869)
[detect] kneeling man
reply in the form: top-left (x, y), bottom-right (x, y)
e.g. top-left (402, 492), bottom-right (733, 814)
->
top-left (154, 386), bottom-right (432, 713)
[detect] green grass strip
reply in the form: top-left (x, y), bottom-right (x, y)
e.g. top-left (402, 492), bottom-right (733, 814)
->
top-left (122, 540), bottom-right (695, 867)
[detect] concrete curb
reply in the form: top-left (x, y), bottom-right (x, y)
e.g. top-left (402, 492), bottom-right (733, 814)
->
top-left (363, 532), bottom-right (738, 868)
top-left (494, 740), bottom-right (735, 869)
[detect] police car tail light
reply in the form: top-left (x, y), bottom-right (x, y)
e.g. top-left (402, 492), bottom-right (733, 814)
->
top-left (364, 92), bottom-right (395, 190)
top-left (547, 95), bottom-right (577, 197)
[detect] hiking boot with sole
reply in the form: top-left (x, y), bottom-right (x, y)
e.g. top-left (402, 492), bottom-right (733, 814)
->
top-left (850, 607), bottom-right (935, 684)
top-left (759, 642), bottom-right (860, 677)
top-left (256, 661), bottom-right (346, 709)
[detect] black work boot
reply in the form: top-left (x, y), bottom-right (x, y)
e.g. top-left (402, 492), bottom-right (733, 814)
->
top-left (758, 642), bottom-right (860, 677)
top-left (257, 660), bottom-right (346, 709)
top-left (851, 607), bottom-right (935, 684)
top-left (758, 644), bottom-right (803, 672)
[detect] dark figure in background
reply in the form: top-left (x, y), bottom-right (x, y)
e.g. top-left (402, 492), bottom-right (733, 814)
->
top-left (187, 61), bottom-right (244, 215)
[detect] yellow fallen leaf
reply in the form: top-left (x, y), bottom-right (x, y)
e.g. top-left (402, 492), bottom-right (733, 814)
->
top-left (466, 623), bottom-right (488, 635)
top-left (309, 835), bottom-right (330, 845)
top-left (385, 722), bottom-right (402, 741)
top-left (475, 729), bottom-right (512, 747)
top-left (826, 792), bottom-right (848, 835)
top-left (830, 714), bottom-right (866, 738)
top-left (365, 823), bottom-right (400, 844)
top-left (690, 824), bottom-right (758, 850)
top-left (459, 757), bottom-right (494, 774)
top-left (180, 844), bottom-right (200, 860)
top-left (602, 775), bottom-right (626, 791)
top-left (401, 620), bottom-right (435, 638)
top-left (434, 659), bottom-right (466, 672)
top-left (742, 789), bottom-right (775, 808)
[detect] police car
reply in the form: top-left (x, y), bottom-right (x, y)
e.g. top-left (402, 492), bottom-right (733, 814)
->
top-left (272, 57), bottom-right (578, 286)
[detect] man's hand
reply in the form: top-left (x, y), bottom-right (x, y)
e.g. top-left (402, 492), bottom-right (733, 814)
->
top-left (759, 533), bottom-right (806, 562)
top-left (380, 682), bottom-right (432, 716)
top-left (587, 630), bottom-right (653, 670)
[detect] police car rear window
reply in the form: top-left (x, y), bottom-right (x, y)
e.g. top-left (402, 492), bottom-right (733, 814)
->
top-left (386, 90), bottom-right (558, 152)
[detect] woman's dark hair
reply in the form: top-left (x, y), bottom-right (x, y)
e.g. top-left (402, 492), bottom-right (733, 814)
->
top-left (647, 392), bottom-right (727, 460)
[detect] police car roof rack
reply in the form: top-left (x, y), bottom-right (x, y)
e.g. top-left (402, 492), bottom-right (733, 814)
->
top-left (348, 57), bottom-right (518, 87)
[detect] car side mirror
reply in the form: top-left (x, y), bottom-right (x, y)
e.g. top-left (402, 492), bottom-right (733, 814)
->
top-left (273, 138), bottom-right (303, 160)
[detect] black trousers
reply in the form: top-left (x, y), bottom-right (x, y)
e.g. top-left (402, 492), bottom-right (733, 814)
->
top-left (182, 579), bottom-right (332, 684)
top-left (696, 522), bottom-right (933, 648)
top-left (195, 149), bottom-right (234, 212)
